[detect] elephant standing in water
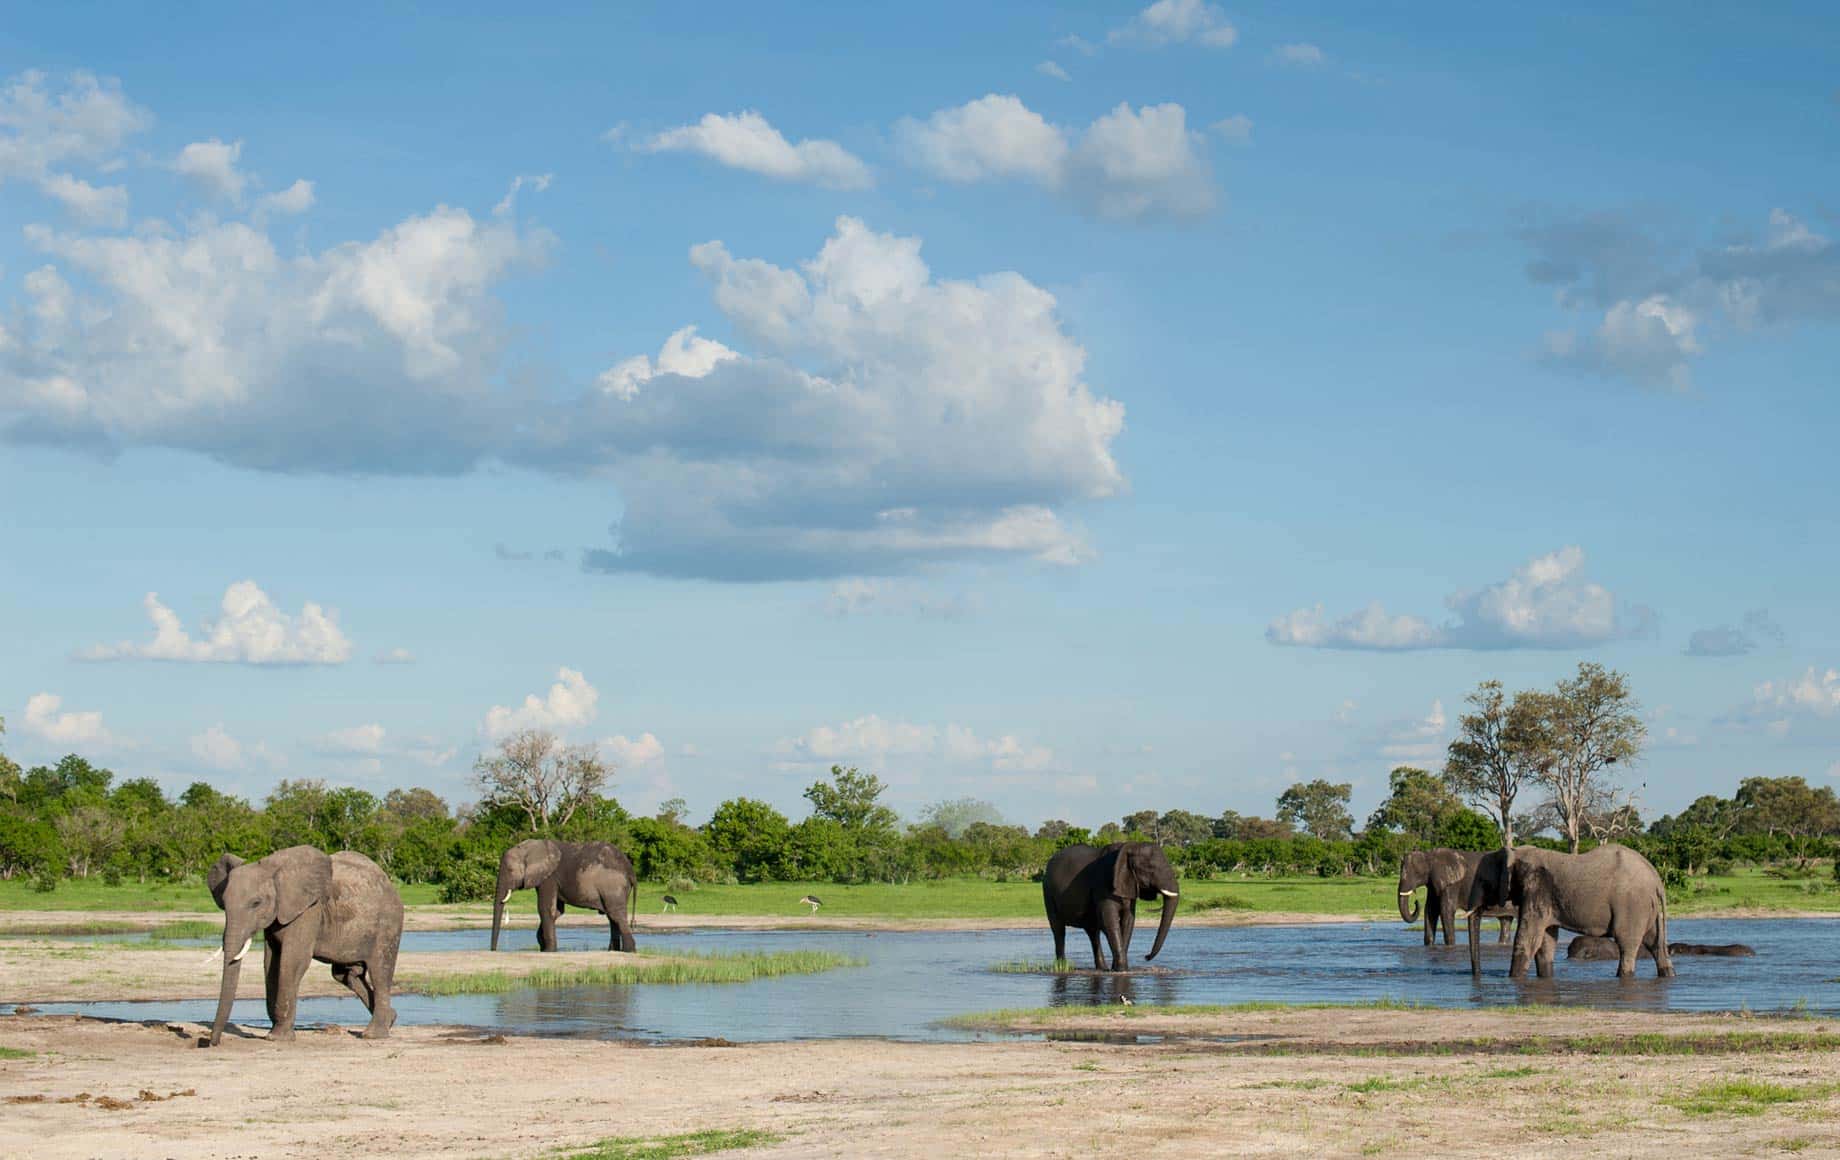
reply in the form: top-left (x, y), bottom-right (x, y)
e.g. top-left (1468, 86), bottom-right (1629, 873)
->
top-left (205, 846), bottom-right (403, 1046)
top-left (1467, 843), bottom-right (1673, 980)
top-left (491, 839), bottom-right (638, 953)
top-left (1396, 848), bottom-right (1514, 946)
top-left (1043, 842), bottom-right (1180, 972)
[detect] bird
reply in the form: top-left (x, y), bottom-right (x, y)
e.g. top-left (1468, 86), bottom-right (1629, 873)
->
top-left (798, 894), bottom-right (822, 914)
top-left (1119, 995), bottom-right (1134, 1006)
top-left (661, 894), bottom-right (679, 913)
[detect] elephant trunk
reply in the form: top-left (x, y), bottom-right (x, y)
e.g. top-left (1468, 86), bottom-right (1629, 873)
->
top-left (207, 928), bottom-right (252, 1047)
top-left (1399, 890), bottom-right (1420, 925)
top-left (491, 867), bottom-right (514, 951)
top-left (1144, 891), bottom-right (1178, 961)
top-left (1468, 910), bottom-right (1483, 978)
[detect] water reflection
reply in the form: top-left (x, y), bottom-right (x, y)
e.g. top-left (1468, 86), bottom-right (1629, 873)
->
top-left (14, 918), bottom-right (1834, 1043)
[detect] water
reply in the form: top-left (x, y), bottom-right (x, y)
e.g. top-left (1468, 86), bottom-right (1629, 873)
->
top-left (12, 919), bottom-right (1833, 1042)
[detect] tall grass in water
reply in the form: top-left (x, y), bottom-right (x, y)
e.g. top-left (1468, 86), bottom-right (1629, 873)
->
top-left (403, 949), bottom-right (862, 995)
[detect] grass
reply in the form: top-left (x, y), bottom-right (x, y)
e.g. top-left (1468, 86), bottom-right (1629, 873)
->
top-left (1668, 1079), bottom-right (1827, 1116)
top-left (555, 1129), bottom-right (782, 1160)
top-left (988, 958), bottom-right (1078, 974)
top-left (400, 949), bottom-right (862, 995)
top-left (0, 1047), bottom-right (33, 1060)
top-left (8, 865), bottom-right (1840, 921)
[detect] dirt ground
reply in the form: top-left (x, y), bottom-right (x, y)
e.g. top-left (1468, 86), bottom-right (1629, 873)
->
top-left (4, 1009), bottom-right (1839, 1159)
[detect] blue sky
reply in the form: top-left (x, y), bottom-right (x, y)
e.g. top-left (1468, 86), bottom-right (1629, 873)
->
top-left (3, 2), bottom-right (1837, 829)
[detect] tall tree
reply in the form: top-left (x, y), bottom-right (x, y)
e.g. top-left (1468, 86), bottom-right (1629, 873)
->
top-left (803, 766), bottom-right (898, 839)
top-left (1526, 662), bottom-right (1646, 854)
top-left (1366, 766), bottom-right (1464, 844)
top-left (917, 797), bottom-right (1004, 838)
top-left (472, 729), bottom-right (609, 833)
top-left (1732, 776), bottom-right (1840, 865)
top-left (1275, 780), bottom-right (1354, 841)
top-left (1443, 679), bottom-right (1546, 849)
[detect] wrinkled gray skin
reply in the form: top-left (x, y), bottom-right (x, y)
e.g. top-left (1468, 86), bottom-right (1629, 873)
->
top-left (206, 846), bottom-right (403, 1047)
top-left (491, 839), bottom-right (637, 953)
top-left (1043, 842), bottom-right (1180, 972)
top-left (1569, 935), bottom-right (1755, 960)
top-left (1396, 849), bottom-right (1514, 946)
top-left (1467, 844), bottom-right (1674, 980)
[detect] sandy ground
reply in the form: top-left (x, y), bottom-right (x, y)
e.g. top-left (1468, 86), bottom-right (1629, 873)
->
top-left (4, 1010), bottom-right (1839, 1159)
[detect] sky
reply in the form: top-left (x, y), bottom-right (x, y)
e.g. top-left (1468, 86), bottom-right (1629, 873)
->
top-left (2, 2), bottom-right (1837, 830)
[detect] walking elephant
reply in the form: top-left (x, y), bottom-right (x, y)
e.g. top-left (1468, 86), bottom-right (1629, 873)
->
top-left (1466, 843), bottom-right (1673, 980)
top-left (1043, 842), bottom-right (1179, 972)
top-left (1396, 848), bottom-right (1514, 946)
top-left (491, 839), bottom-right (637, 953)
top-left (205, 846), bottom-right (403, 1046)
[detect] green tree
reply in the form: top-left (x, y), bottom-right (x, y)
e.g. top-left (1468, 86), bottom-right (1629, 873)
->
top-left (1157, 809), bottom-right (1214, 846)
top-left (916, 797), bottom-right (1004, 838)
top-left (1443, 679), bottom-right (1546, 848)
top-left (1732, 776), bottom-right (1840, 865)
top-left (1524, 663), bottom-right (1646, 854)
top-left (1366, 766), bottom-right (1464, 844)
top-left (803, 766), bottom-right (898, 839)
top-left (1275, 780), bottom-right (1354, 841)
top-left (703, 797), bottom-right (791, 882)
top-left (472, 729), bottom-right (609, 833)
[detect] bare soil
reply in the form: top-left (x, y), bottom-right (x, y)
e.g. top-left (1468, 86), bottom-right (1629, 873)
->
top-left (5, 1010), bottom-right (1840, 1158)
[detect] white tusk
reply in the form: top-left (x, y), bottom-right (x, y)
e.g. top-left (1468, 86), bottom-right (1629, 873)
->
top-left (203, 947), bottom-right (223, 966)
top-left (1400, 891), bottom-right (1416, 897)
top-left (498, 892), bottom-right (512, 904)
top-left (1159, 889), bottom-right (1178, 898)
top-left (229, 936), bottom-right (252, 963)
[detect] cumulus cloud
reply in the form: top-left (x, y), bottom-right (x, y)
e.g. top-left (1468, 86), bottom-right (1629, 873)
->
top-left (896, 95), bottom-right (1215, 221)
top-left (639, 111), bottom-right (872, 190)
top-left (1521, 207), bottom-right (1840, 389)
top-left (601, 732), bottom-right (665, 767)
top-left (1110, 0), bottom-right (1238, 48)
top-left (1685, 609), bottom-right (1785, 657)
top-left (80, 581), bottom-right (353, 665)
top-left (595, 325), bottom-right (737, 400)
top-left (257, 178), bottom-right (315, 215)
top-left (320, 723), bottom-right (387, 754)
top-left (189, 723), bottom-right (281, 771)
top-left (483, 668), bottom-right (599, 738)
top-left (1268, 547), bottom-right (1652, 651)
top-left (22, 692), bottom-right (112, 747)
top-left (1211, 114), bottom-right (1254, 145)
top-left (1035, 61), bottom-right (1072, 82)
top-left (777, 715), bottom-right (1055, 772)
top-left (172, 138), bottom-right (248, 203)
top-left (492, 173), bottom-right (550, 217)
top-left (0, 70), bottom-right (150, 222)
top-left (1378, 701), bottom-right (1448, 765)
top-left (1751, 668), bottom-right (1840, 719)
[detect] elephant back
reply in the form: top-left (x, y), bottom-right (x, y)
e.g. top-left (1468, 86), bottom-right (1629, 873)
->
top-left (328, 850), bottom-right (405, 939)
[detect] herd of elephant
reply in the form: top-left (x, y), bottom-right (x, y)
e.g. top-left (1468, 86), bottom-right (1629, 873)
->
top-left (197, 837), bottom-right (1750, 1049)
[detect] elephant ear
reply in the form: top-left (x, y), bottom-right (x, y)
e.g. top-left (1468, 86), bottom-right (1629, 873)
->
top-left (522, 840), bottom-right (563, 887)
top-left (1111, 844), bottom-right (1138, 900)
top-left (1506, 851), bottom-right (1549, 908)
top-left (206, 854), bottom-right (245, 911)
top-left (268, 846), bottom-right (334, 926)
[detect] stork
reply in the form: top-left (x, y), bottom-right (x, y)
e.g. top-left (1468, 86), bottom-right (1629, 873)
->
top-left (798, 894), bottom-right (822, 915)
top-left (661, 894), bottom-right (679, 913)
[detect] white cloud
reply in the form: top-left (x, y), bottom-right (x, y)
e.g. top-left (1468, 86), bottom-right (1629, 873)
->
top-left (1543, 293), bottom-right (1700, 391)
top-left (80, 581), bottom-right (353, 665)
top-left (1378, 701), bottom-right (1448, 765)
top-left (257, 178), bottom-right (315, 215)
top-left (172, 138), bottom-right (248, 203)
top-left (1055, 35), bottom-right (1099, 57)
top-left (823, 579), bottom-right (976, 619)
top-left (321, 723), bottom-right (387, 754)
top-left (373, 647), bottom-right (416, 665)
top-left (1035, 61), bottom-right (1072, 82)
top-left (601, 732), bottom-right (665, 767)
top-left (1685, 609), bottom-right (1784, 657)
top-left (1211, 114), bottom-right (1254, 145)
top-left (191, 724), bottom-right (243, 770)
top-left (1268, 547), bottom-right (1651, 651)
top-left (1273, 43), bottom-right (1326, 67)
top-left (1752, 668), bottom-right (1840, 719)
top-left (566, 216), bottom-right (1123, 578)
top-left (896, 95), bottom-right (1214, 221)
top-left (22, 692), bottom-right (112, 747)
top-left (640, 111), bottom-right (872, 190)
top-left (778, 715), bottom-right (1055, 772)
top-left (1110, 0), bottom-right (1238, 48)
top-left (492, 173), bottom-right (550, 217)
top-left (483, 668), bottom-right (599, 738)
top-left (0, 70), bottom-right (151, 219)
top-left (595, 325), bottom-right (737, 400)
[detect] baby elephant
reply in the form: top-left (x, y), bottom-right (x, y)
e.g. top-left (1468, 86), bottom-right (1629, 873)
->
top-left (1568, 935), bottom-right (1755, 960)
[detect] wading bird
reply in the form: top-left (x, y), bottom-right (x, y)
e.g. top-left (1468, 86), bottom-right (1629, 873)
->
top-left (799, 894), bottom-right (822, 914)
top-left (661, 894), bottom-right (679, 913)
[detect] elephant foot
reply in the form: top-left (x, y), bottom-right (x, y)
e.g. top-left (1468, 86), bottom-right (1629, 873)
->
top-left (360, 1022), bottom-right (392, 1039)
top-left (268, 1028), bottom-right (296, 1044)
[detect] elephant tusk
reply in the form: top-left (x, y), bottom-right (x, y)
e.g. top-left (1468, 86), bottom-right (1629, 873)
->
top-left (229, 937), bottom-right (252, 964)
top-left (499, 892), bottom-right (512, 904)
top-left (1159, 889), bottom-right (1179, 898)
top-left (204, 947), bottom-right (223, 966)
top-left (1400, 891), bottom-right (1416, 897)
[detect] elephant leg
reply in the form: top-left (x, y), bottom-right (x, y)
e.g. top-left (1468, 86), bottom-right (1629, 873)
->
top-left (1050, 918), bottom-right (1067, 963)
top-left (1650, 921), bottom-right (1676, 979)
top-left (535, 881), bottom-right (560, 952)
top-left (601, 889), bottom-right (634, 952)
top-left (362, 945), bottom-right (398, 1037)
top-left (1422, 893), bottom-right (1436, 946)
top-left (1085, 926), bottom-right (1105, 972)
top-left (270, 927), bottom-right (316, 1042)
top-left (263, 936), bottom-right (280, 1027)
top-left (1497, 915), bottom-right (1512, 944)
top-left (1615, 938), bottom-right (1641, 979)
top-left (1100, 902), bottom-right (1127, 972)
top-left (1441, 898), bottom-right (1459, 947)
top-left (1534, 930), bottom-right (1556, 978)
top-left (1119, 904), bottom-right (1137, 964)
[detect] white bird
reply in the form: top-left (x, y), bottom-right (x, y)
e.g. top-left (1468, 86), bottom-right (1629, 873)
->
top-left (1119, 995), bottom-right (1134, 1006)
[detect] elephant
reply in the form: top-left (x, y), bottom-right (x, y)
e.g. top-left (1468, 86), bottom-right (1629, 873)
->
top-left (1043, 842), bottom-right (1180, 972)
top-left (491, 839), bottom-right (638, 953)
top-left (205, 845), bottom-right (403, 1047)
top-left (1396, 849), bottom-right (1514, 946)
top-left (1467, 843), bottom-right (1673, 980)
top-left (1569, 935), bottom-right (1754, 960)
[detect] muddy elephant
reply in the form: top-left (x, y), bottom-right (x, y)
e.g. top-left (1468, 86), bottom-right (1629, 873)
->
top-left (1569, 935), bottom-right (1754, 960)
top-left (491, 839), bottom-right (637, 953)
top-left (1396, 848), bottom-right (1514, 946)
top-left (205, 846), bottom-right (403, 1046)
top-left (1467, 843), bottom-right (1673, 980)
top-left (1043, 842), bottom-right (1179, 972)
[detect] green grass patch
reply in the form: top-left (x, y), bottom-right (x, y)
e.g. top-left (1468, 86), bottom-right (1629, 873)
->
top-left (1478, 1065), bottom-right (1543, 1078)
top-left (988, 959), bottom-right (1077, 974)
top-left (555, 1129), bottom-right (781, 1159)
top-left (0, 1046), bottom-right (33, 1060)
top-left (402, 950), bottom-right (861, 995)
top-left (1344, 1075), bottom-right (1442, 1094)
top-left (1668, 1080), bottom-right (1819, 1116)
